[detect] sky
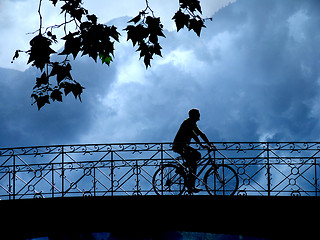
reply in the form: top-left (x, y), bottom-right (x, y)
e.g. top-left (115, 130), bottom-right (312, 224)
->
top-left (1, 0), bottom-right (320, 148)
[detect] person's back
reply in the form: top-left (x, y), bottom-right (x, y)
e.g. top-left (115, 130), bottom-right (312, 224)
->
top-left (173, 117), bottom-right (201, 153)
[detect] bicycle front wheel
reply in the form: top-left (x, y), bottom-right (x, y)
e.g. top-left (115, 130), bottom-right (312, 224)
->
top-left (152, 164), bottom-right (186, 195)
top-left (204, 165), bottom-right (239, 196)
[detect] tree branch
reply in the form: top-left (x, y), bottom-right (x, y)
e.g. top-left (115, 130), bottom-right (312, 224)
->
top-left (144, 0), bottom-right (155, 17)
top-left (38, 0), bottom-right (43, 34)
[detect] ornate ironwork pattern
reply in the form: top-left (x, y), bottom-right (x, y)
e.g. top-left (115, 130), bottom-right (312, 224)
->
top-left (0, 142), bottom-right (319, 199)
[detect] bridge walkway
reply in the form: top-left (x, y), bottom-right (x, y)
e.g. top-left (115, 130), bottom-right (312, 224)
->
top-left (1, 195), bottom-right (319, 239)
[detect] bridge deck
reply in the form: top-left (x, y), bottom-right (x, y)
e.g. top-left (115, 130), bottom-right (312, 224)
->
top-left (1, 195), bottom-right (319, 239)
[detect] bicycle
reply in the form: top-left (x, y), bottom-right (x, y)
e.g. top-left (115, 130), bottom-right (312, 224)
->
top-left (152, 148), bottom-right (239, 195)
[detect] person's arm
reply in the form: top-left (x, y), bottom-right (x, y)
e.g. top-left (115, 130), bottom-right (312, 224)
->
top-left (192, 132), bottom-right (202, 146)
top-left (199, 132), bottom-right (210, 145)
top-left (199, 132), bottom-right (216, 150)
top-left (192, 128), bottom-right (212, 149)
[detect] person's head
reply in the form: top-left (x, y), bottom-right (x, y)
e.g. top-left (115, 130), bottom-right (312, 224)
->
top-left (189, 108), bottom-right (200, 121)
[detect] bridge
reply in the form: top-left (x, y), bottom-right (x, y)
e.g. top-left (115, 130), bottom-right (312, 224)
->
top-left (1, 142), bottom-right (320, 239)
top-left (1, 142), bottom-right (320, 198)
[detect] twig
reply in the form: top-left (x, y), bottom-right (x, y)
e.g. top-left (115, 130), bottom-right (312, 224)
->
top-left (144, 0), bottom-right (155, 17)
top-left (38, 0), bottom-right (43, 34)
top-left (26, 19), bottom-right (76, 35)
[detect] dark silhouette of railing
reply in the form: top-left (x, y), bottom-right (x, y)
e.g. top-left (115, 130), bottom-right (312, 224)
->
top-left (0, 142), bottom-right (319, 199)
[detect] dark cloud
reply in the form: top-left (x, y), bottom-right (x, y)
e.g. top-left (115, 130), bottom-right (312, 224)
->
top-left (191, 0), bottom-right (320, 141)
top-left (0, 57), bottom-right (117, 147)
top-left (1, 0), bottom-right (320, 148)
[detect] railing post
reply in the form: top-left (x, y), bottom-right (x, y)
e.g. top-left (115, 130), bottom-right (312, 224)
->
top-left (61, 146), bottom-right (64, 197)
top-left (8, 171), bottom-right (11, 200)
top-left (213, 149), bottom-right (216, 196)
top-left (52, 163), bottom-right (54, 198)
top-left (93, 166), bottom-right (96, 197)
top-left (315, 157), bottom-right (318, 197)
top-left (135, 159), bottom-right (139, 195)
top-left (12, 155), bottom-right (16, 200)
top-left (111, 151), bottom-right (114, 196)
top-left (266, 143), bottom-right (271, 196)
top-left (161, 143), bottom-right (164, 196)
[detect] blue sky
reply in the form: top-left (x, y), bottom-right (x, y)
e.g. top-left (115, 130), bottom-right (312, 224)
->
top-left (1, 0), bottom-right (320, 148)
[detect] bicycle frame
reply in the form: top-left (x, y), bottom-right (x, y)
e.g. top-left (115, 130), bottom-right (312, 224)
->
top-left (180, 149), bottom-right (218, 187)
top-left (194, 150), bottom-right (216, 177)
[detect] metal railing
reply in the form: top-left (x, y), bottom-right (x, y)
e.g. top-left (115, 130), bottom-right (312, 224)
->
top-left (0, 142), bottom-right (319, 199)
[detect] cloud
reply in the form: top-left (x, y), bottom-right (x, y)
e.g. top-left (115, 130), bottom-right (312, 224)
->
top-left (0, 55), bottom-right (117, 147)
top-left (0, 0), bottom-right (38, 70)
top-left (1, 0), bottom-right (320, 149)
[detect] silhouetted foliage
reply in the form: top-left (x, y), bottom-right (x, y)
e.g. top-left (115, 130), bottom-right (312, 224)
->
top-left (12, 0), bottom-right (211, 110)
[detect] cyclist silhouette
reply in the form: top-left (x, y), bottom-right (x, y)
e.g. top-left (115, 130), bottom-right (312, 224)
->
top-left (173, 108), bottom-right (213, 193)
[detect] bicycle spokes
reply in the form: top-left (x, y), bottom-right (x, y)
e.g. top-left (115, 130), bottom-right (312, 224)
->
top-left (152, 164), bottom-right (185, 195)
top-left (204, 165), bottom-right (239, 196)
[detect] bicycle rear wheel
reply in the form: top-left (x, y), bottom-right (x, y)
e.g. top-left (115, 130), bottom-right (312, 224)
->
top-left (152, 164), bottom-right (186, 195)
top-left (204, 164), bottom-right (239, 196)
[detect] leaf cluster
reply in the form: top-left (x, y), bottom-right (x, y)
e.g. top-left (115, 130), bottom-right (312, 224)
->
top-left (172, 0), bottom-right (211, 36)
top-left (13, 0), bottom-right (119, 110)
top-left (27, 34), bottom-right (56, 70)
top-left (124, 11), bottom-right (165, 68)
top-left (13, 0), bottom-right (210, 110)
top-left (31, 61), bottom-right (85, 110)
top-left (59, 15), bottom-right (119, 63)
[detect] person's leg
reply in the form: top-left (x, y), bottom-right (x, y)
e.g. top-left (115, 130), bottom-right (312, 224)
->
top-left (184, 147), bottom-right (201, 192)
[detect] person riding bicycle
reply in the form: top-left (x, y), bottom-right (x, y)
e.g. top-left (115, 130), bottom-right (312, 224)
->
top-left (173, 108), bottom-right (214, 193)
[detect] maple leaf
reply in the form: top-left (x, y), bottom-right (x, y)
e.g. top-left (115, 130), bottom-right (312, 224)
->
top-left (172, 10), bottom-right (190, 32)
top-left (61, 0), bottom-right (87, 21)
top-left (50, 89), bottom-right (63, 102)
top-left (146, 16), bottom-right (165, 38)
top-left (124, 24), bottom-right (149, 47)
top-left (34, 72), bottom-right (49, 88)
top-left (128, 13), bottom-right (142, 24)
top-left (33, 95), bottom-right (50, 110)
top-left (99, 53), bottom-right (112, 66)
top-left (188, 18), bottom-right (205, 37)
top-left (70, 82), bottom-right (85, 101)
top-left (137, 42), bottom-right (153, 68)
top-left (27, 34), bottom-right (56, 70)
top-left (143, 53), bottom-right (152, 68)
top-left (152, 43), bottom-right (162, 57)
top-left (109, 25), bottom-right (120, 42)
top-left (50, 62), bottom-right (73, 84)
top-left (61, 81), bottom-right (84, 101)
top-left (179, 0), bottom-right (202, 13)
top-left (60, 31), bottom-right (81, 59)
top-left (79, 22), bottom-right (118, 63)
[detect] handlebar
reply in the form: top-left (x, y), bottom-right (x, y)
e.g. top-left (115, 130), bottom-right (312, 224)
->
top-left (203, 145), bottom-right (232, 162)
